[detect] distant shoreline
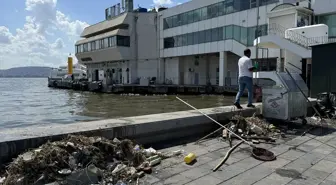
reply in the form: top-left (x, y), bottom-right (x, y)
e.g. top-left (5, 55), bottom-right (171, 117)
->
top-left (0, 76), bottom-right (48, 78)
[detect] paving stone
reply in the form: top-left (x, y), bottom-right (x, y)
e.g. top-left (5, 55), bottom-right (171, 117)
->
top-left (184, 174), bottom-right (223, 185)
top-left (138, 175), bottom-right (160, 185)
top-left (206, 142), bottom-right (230, 152)
top-left (284, 153), bottom-right (324, 173)
top-left (325, 170), bottom-right (336, 182)
top-left (278, 149), bottom-right (306, 161)
top-left (310, 144), bottom-right (335, 155)
top-left (286, 136), bottom-right (311, 146)
top-left (180, 164), bottom-right (212, 181)
top-left (161, 174), bottom-right (193, 185)
top-left (220, 164), bottom-right (272, 185)
top-left (270, 144), bottom-right (292, 156)
top-left (319, 180), bottom-right (336, 185)
top-left (253, 172), bottom-right (293, 185)
top-left (324, 151), bottom-right (336, 163)
top-left (314, 133), bottom-right (336, 143)
top-left (260, 158), bottom-right (291, 170)
top-left (210, 157), bottom-right (262, 181)
top-left (311, 160), bottom-right (336, 173)
top-left (155, 156), bottom-right (184, 170)
top-left (296, 139), bottom-right (323, 152)
top-left (154, 163), bottom-right (190, 179)
top-left (287, 169), bottom-right (330, 185)
top-left (326, 139), bottom-right (336, 148)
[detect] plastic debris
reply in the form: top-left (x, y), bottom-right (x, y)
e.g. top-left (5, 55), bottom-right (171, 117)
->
top-left (184, 153), bottom-right (196, 164)
top-left (143, 147), bottom-right (157, 157)
top-left (1, 135), bottom-right (172, 185)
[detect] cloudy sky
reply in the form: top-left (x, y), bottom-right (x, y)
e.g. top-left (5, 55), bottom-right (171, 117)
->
top-left (0, 0), bottom-right (188, 69)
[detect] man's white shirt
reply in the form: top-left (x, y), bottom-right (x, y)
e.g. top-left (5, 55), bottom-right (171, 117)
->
top-left (238, 56), bottom-right (253, 78)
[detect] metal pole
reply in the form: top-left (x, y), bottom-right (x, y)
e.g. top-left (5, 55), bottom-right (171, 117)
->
top-left (176, 97), bottom-right (255, 148)
top-left (255, 0), bottom-right (260, 68)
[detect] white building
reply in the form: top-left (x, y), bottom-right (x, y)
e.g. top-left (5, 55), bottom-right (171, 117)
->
top-left (75, 0), bottom-right (336, 90)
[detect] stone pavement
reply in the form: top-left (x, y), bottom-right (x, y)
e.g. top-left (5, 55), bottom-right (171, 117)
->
top-left (138, 126), bottom-right (336, 185)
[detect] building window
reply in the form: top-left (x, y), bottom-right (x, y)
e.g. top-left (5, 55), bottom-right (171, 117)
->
top-left (187, 33), bottom-right (193, 45)
top-left (199, 30), bottom-right (205, 44)
top-left (233, 25), bottom-right (241, 42)
top-left (200, 7), bottom-right (208, 20)
top-left (187, 11), bottom-right (194, 24)
top-left (163, 0), bottom-right (279, 30)
top-left (117, 35), bottom-right (130, 47)
top-left (218, 27), bottom-right (224, 41)
top-left (317, 13), bottom-right (336, 37)
top-left (225, 25), bottom-right (233, 39)
top-left (83, 43), bottom-right (88, 52)
top-left (212, 27), bottom-right (219, 42)
top-left (241, 27), bottom-right (248, 45)
top-left (163, 24), bottom-right (268, 48)
top-left (108, 36), bottom-right (116, 47)
top-left (164, 37), bottom-right (175, 48)
top-left (205, 29), bottom-right (211, 43)
top-left (193, 9), bottom-right (201, 22)
top-left (99, 39), bottom-right (104, 49)
top-left (193, 32), bottom-right (199, 44)
top-left (91, 41), bottom-right (96, 51)
top-left (104, 38), bottom-right (109, 48)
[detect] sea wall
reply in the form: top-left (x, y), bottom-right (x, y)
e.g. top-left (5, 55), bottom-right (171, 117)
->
top-left (0, 99), bottom-right (317, 164)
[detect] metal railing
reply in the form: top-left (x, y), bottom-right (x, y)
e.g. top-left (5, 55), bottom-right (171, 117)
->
top-left (267, 23), bottom-right (336, 48)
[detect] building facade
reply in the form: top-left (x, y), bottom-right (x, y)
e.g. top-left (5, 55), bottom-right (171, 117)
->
top-left (75, 0), bottom-right (336, 90)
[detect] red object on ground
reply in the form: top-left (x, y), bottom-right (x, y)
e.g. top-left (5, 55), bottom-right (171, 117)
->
top-left (254, 85), bottom-right (262, 102)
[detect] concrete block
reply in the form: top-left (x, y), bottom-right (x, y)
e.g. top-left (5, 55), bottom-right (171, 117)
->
top-left (288, 169), bottom-right (330, 185)
top-left (284, 153), bottom-right (325, 173)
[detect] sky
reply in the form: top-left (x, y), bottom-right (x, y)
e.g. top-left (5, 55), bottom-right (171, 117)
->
top-left (0, 0), bottom-right (188, 69)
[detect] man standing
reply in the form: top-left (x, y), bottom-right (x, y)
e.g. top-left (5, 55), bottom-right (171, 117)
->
top-left (234, 49), bottom-right (257, 109)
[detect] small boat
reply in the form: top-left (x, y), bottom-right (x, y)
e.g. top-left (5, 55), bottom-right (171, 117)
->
top-left (49, 63), bottom-right (87, 80)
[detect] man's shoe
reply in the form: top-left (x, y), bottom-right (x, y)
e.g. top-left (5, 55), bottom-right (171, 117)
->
top-left (247, 104), bottom-right (256, 108)
top-left (234, 102), bottom-right (243, 109)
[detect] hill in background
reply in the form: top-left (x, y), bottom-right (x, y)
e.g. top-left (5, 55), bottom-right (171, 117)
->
top-left (0, 66), bottom-right (52, 78)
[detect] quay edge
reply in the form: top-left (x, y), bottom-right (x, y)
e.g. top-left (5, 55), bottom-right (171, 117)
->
top-left (0, 100), bottom-right (316, 164)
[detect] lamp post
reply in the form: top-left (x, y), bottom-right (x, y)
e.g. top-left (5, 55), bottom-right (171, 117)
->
top-left (255, 0), bottom-right (260, 70)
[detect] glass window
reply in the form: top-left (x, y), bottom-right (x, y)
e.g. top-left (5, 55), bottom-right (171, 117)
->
top-left (175, 36), bottom-right (182, 47)
top-left (117, 36), bottom-right (130, 47)
top-left (199, 30), bottom-right (205, 44)
top-left (207, 4), bottom-right (218, 19)
top-left (181, 34), bottom-right (187, 46)
top-left (200, 7), bottom-right (208, 20)
top-left (88, 43), bottom-right (91, 51)
top-left (181, 13), bottom-right (188, 25)
top-left (91, 41), bottom-right (96, 50)
top-left (225, 0), bottom-right (234, 14)
top-left (187, 11), bottom-right (194, 24)
top-left (176, 14), bottom-right (182, 27)
top-left (164, 37), bottom-right (174, 48)
top-left (96, 40), bottom-right (99, 49)
top-left (172, 15), bottom-right (178, 27)
top-left (167, 17), bottom-right (172, 29)
top-left (233, 26), bottom-right (241, 42)
top-left (225, 25), bottom-right (233, 39)
top-left (193, 31), bottom-right (199, 44)
top-left (99, 39), bottom-right (104, 49)
top-left (241, 26), bottom-right (248, 45)
top-left (187, 33), bottom-right (193, 45)
top-left (247, 26), bottom-right (256, 46)
top-left (218, 27), bottom-right (224, 40)
top-left (104, 38), bottom-right (108, 48)
top-left (218, 2), bottom-right (225, 16)
top-left (205, 29), bottom-right (212, 43)
top-left (193, 9), bottom-right (201, 22)
top-left (212, 27), bottom-right (219, 42)
top-left (319, 14), bottom-right (336, 37)
top-left (75, 45), bottom-right (78, 53)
